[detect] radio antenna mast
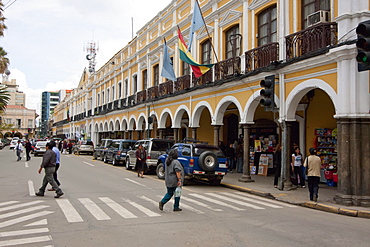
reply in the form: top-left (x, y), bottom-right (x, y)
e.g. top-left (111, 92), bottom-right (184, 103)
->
top-left (84, 41), bottom-right (99, 73)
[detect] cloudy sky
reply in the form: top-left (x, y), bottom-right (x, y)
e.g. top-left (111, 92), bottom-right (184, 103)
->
top-left (2, 0), bottom-right (172, 114)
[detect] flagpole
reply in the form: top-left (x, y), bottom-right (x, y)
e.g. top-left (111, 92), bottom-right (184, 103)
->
top-left (194, 0), bottom-right (219, 64)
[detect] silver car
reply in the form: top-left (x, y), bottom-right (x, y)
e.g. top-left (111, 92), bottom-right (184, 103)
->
top-left (34, 141), bottom-right (49, 156)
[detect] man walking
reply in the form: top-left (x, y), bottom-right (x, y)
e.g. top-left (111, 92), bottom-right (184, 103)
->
top-left (48, 141), bottom-right (61, 191)
top-left (25, 140), bottom-right (32, 161)
top-left (35, 142), bottom-right (64, 198)
top-left (14, 140), bottom-right (23, 161)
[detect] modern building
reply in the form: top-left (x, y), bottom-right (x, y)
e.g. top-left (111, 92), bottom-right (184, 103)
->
top-left (2, 79), bottom-right (25, 106)
top-left (52, 0), bottom-right (370, 207)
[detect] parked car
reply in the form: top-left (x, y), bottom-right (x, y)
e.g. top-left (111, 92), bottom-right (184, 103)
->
top-left (93, 139), bottom-right (112, 160)
top-left (34, 141), bottom-right (49, 156)
top-left (126, 139), bottom-right (175, 171)
top-left (73, 141), bottom-right (94, 155)
top-left (157, 141), bottom-right (228, 186)
top-left (103, 139), bottom-right (136, 166)
top-left (0, 140), bottom-right (4, 149)
top-left (9, 140), bottom-right (18, 149)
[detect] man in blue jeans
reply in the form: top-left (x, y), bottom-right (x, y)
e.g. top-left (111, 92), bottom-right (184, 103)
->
top-left (159, 149), bottom-right (184, 212)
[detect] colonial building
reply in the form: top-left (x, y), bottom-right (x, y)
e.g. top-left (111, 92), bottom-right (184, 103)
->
top-left (0, 78), bottom-right (37, 139)
top-left (52, 0), bottom-right (370, 207)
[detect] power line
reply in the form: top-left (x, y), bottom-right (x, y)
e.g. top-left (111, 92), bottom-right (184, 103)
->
top-left (4, 0), bottom-right (17, 10)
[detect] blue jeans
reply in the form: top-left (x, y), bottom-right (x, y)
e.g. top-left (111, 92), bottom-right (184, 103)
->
top-left (161, 187), bottom-right (180, 209)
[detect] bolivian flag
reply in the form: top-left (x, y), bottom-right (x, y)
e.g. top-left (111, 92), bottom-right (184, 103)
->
top-left (178, 27), bottom-right (214, 78)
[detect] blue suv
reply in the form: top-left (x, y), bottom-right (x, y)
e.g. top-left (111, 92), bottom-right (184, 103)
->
top-left (157, 142), bottom-right (228, 186)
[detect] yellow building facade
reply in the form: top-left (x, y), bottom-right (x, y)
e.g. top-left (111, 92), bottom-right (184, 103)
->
top-left (53, 0), bottom-right (370, 207)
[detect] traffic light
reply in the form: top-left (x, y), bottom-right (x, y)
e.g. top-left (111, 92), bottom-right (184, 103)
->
top-left (356, 20), bottom-right (370, 72)
top-left (260, 75), bottom-right (275, 109)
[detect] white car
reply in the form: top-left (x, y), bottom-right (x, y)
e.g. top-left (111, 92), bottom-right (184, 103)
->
top-left (34, 141), bottom-right (49, 156)
top-left (9, 140), bottom-right (18, 149)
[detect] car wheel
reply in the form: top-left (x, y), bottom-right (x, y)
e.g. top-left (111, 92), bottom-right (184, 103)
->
top-left (198, 151), bottom-right (219, 171)
top-left (112, 156), bottom-right (118, 166)
top-left (103, 155), bottom-right (108, 163)
top-left (156, 162), bottom-right (165, 179)
top-left (125, 157), bottom-right (132, 170)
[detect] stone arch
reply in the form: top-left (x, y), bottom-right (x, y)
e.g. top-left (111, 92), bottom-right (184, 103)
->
top-left (158, 108), bottom-right (173, 129)
top-left (103, 121), bottom-right (109, 132)
top-left (214, 96), bottom-right (243, 125)
top-left (121, 117), bottom-right (128, 131)
top-left (114, 118), bottom-right (120, 131)
top-left (137, 113), bottom-right (147, 131)
top-left (243, 90), bottom-right (280, 124)
top-left (286, 79), bottom-right (338, 121)
top-left (99, 122), bottom-right (103, 132)
top-left (109, 120), bottom-right (114, 131)
top-left (173, 105), bottom-right (191, 128)
top-left (128, 115), bottom-right (137, 130)
top-left (192, 101), bottom-right (214, 127)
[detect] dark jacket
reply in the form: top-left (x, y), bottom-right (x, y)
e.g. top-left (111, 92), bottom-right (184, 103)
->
top-left (41, 149), bottom-right (56, 168)
top-left (25, 142), bottom-right (32, 152)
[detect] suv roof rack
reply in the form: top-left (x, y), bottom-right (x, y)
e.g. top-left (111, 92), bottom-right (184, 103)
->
top-left (180, 137), bottom-right (208, 144)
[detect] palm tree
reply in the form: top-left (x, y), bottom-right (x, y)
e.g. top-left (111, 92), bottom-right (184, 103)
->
top-left (0, 85), bottom-right (9, 113)
top-left (0, 47), bottom-right (9, 74)
top-left (0, 0), bottom-right (6, 37)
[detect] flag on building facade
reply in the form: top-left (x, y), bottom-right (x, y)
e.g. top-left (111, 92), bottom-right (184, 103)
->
top-left (161, 39), bottom-right (177, 81)
top-left (188, 0), bottom-right (205, 50)
top-left (178, 27), bottom-right (213, 78)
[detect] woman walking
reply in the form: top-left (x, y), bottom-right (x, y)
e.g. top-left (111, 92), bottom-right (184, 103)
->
top-left (292, 146), bottom-right (305, 187)
top-left (135, 144), bottom-right (147, 178)
top-left (159, 149), bottom-right (184, 212)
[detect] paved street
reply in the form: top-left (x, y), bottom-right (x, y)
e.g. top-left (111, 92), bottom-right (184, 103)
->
top-left (1, 148), bottom-right (370, 247)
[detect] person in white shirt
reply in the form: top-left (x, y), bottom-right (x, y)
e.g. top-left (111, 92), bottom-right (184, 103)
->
top-left (14, 140), bottom-right (24, 161)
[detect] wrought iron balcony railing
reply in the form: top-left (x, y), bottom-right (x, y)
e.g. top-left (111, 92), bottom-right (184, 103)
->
top-left (159, 80), bottom-right (173, 96)
top-left (286, 22), bottom-right (337, 61)
top-left (245, 42), bottom-right (279, 72)
top-left (214, 57), bottom-right (241, 81)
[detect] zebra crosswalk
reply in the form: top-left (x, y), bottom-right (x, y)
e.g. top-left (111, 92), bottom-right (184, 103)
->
top-left (53, 191), bottom-right (296, 223)
top-left (0, 192), bottom-right (296, 246)
top-left (0, 200), bottom-right (53, 247)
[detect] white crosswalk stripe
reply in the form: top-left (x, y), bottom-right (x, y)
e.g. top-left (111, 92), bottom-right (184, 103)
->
top-left (181, 196), bottom-right (223, 212)
top-left (78, 198), bottom-right (111, 220)
top-left (0, 235), bottom-right (52, 247)
top-left (206, 193), bottom-right (265, 209)
top-left (0, 201), bottom-right (19, 207)
top-left (123, 198), bottom-right (160, 217)
top-left (56, 199), bottom-right (83, 223)
top-left (234, 192), bottom-right (298, 207)
top-left (223, 193), bottom-right (283, 208)
top-left (0, 201), bottom-right (44, 213)
top-left (99, 197), bottom-right (137, 219)
top-left (0, 205), bottom-right (50, 220)
top-left (189, 193), bottom-right (246, 211)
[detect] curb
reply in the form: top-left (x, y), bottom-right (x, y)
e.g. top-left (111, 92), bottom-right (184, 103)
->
top-left (222, 183), bottom-right (370, 219)
top-left (221, 183), bottom-right (275, 199)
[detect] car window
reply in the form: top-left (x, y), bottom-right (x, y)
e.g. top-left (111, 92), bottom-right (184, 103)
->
top-left (182, 145), bottom-right (191, 156)
top-left (121, 142), bottom-right (133, 150)
top-left (152, 141), bottom-right (174, 151)
top-left (111, 142), bottom-right (119, 149)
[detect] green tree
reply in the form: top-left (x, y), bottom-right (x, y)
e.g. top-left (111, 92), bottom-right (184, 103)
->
top-left (0, 0), bottom-right (6, 37)
top-left (0, 47), bottom-right (9, 74)
top-left (0, 85), bottom-right (9, 113)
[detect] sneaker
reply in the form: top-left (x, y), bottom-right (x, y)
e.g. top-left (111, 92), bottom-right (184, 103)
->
top-left (159, 201), bottom-right (164, 211)
top-left (35, 192), bottom-right (44, 197)
top-left (173, 208), bottom-right (182, 212)
top-left (54, 192), bottom-right (64, 198)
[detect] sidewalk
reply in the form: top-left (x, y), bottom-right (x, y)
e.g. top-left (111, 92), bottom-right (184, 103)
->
top-left (221, 172), bottom-right (370, 219)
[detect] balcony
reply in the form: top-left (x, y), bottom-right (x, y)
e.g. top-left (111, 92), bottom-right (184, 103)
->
top-left (147, 86), bottom-right (159, 100)
top-left (286, 22), bottom-right (337, 61)
top-left (107, 102), bottom-right (113, 112)
top-left (137, 90), bottom-right (146, 103)
top-left (214, 57), bottom-right (241, 81)
top-left (159, 80), bottom-right (173, 97)
top-left (193, 69), bottom-right (213, 87)
top-left (174, 75), bottom-right (191, 93)
top-left (113, 100), bottom-right (119, 110)
top-left (120, 98), bottom-right (127, 108)
top-left (128, 95), bottom-right (136, 106)
top-left (245, 42), bottom-right (279, 72)
top-left (87, 110), bottom-right (92, 117)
